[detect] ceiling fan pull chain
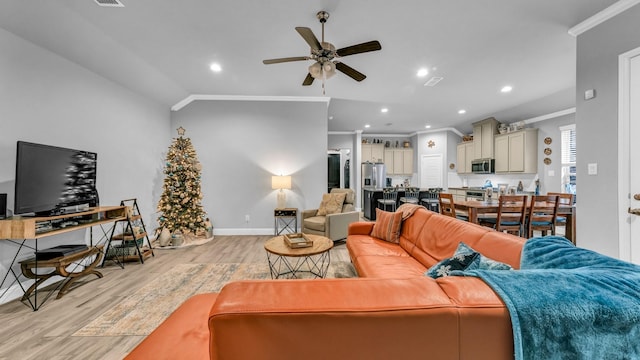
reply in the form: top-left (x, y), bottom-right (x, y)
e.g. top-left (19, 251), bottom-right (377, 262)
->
top-left (322, 75), bottom-right (326, 95)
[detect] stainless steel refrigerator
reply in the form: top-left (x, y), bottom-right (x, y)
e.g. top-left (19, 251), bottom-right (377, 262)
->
top-left (362, 162), bottom-right (386, 189)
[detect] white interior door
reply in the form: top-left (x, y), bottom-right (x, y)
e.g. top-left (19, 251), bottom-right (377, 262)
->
top-left (618, 47), bottom-right (640, 264)
top-left (420, 154), bottom-right (443, 189)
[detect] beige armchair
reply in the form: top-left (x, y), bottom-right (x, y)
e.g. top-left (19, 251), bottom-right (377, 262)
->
top-left (301, 188), bottom-right (360, 241)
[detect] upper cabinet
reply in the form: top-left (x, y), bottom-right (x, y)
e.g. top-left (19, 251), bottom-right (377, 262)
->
top-left (362, 144), bottom-right (385, 163)
top-left (384, 148), bottom-right (414, 175)
top-left (494, 128), bottom-right (538, 173)
top-left (472, 117), bottom-right (499, 160)
top-left (456, 142), bottom-right (474, 174)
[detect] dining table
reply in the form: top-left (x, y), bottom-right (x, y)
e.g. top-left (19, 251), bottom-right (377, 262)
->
top-left (454, 199), bottom-right (576, 244)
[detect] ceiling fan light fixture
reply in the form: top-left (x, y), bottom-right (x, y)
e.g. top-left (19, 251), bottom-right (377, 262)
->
top-left (323, 61), bottom-right (336, 79)
top-left (309, 62), bottom-right (322, 78)
top-left (309, 61), bottom-right (336, 79)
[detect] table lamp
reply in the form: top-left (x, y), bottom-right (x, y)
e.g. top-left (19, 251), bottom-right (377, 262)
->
top-left (272, 175), bottom-right (291, 209)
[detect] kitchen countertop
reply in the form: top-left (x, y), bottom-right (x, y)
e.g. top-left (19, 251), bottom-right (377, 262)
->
top-left (362, 187), bottom-right (430, 192)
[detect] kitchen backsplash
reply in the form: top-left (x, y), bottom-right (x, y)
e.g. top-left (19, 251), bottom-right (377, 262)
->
top-left (448, 173), bottom-right (539, 192)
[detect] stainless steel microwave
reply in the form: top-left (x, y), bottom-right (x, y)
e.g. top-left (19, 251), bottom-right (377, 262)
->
top-left (471, 159), bottom-right (495, 174)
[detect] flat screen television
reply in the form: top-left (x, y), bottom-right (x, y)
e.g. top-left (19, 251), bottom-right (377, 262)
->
top-left (14, 141), bottom-right (99, 216)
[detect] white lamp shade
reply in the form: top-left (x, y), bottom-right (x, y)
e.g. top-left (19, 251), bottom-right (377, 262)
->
top-left (271, 175), bottom-right (292, 190)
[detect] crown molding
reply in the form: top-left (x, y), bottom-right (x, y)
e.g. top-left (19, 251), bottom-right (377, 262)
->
top-left (415, 127), bottom-right (465, 137)
top-left (171, 94), bottom-right (331, 111)
top-left (328, 131), bottom-right (357, 135)
top-left (568, 0), bottom-right (640, 37)
top-left (522, 107), bottom-right (576, 124)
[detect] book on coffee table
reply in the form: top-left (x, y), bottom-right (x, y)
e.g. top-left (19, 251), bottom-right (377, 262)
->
top-left (283, 233), bottom-right (314, 248)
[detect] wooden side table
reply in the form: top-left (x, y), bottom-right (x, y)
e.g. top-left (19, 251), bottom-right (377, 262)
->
top-left (274, 208), bottom-right (298, 235)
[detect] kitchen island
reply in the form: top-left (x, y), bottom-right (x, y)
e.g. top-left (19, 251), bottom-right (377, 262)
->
top-left (362, 187), bottom-right (437, 220)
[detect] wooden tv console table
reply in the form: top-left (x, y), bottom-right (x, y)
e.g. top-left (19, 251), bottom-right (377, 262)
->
top-left (0, 206), bottom-right (127, 310)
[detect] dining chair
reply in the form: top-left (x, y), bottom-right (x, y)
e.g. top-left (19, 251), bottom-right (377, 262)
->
top-left (527, 195), bottom-right (559, 238)
top-left (399, 187), bottom-right (420, 206)
top-left (481, 195), bottom-right (527, 237)
top-left (377, 188), bottom-right (398, 212)
top-left (438, 193), bottom-right (469, 221)
top-left (547, 192), bottom-right (574, 236)
top-left (420, 188), bottom-right (442, 212)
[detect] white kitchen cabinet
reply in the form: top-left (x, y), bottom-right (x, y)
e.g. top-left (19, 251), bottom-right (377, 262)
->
top-left (384, 148), bottom-right (414, 175)
top-left (362, 144), bottom-right (385, 163)
top-left (448, 188), bottom-right (467, 203)
top-left (473, 117), bottom-right (499, 160)
top-left (456, 142), bottom-right (474, 174)
top-left (494, 128), bottom-right (538, 173)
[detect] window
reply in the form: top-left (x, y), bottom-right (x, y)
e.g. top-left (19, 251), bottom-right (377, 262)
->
top-left (560, 124), bottom-right (576, 194)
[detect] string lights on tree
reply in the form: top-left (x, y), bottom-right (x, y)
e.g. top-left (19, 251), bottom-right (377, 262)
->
top-left (157, 127), bottom-right (207, 236)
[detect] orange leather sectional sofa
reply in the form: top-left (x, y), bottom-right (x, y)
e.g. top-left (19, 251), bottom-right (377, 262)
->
top-left (126, 208), bottom-right (525, 360)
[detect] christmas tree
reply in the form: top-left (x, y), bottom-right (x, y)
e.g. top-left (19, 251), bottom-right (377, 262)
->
top-left (157, 127), bottom-right (207, 235)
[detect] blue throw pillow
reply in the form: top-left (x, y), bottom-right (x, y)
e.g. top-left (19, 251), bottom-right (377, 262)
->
top-left (426, 251), bottom-right (480, 278)
top-left (426, 242), bottom-right (512, 278)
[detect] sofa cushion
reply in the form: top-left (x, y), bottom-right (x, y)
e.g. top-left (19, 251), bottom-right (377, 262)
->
top-left (371, 209), bottom-right (403, 243)
top-left (455, 242), bottom-right (513, 271)
top-left (347, 235), bottom-right (412, 259)
top-left (303, 215), bottom-right (326, 232)
top-left (317, 192), bottom-right (347, 216)
top-left (352, 255), bottom-right (428, 278)
top-left (398, 208), bottom-right (525, 269)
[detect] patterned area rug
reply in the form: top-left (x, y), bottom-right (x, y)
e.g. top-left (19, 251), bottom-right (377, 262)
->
top-left (73, 261), bottom-right (356, 337)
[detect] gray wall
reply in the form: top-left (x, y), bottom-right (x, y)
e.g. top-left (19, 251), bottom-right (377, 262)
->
top-left (328, 133), bottom-right (354, 150)
top-left (0, 27), bottom-right (169, 301)
top-left (171, 100), bottom-right (328, 234)
top-left (531, 113), bottom-right (576, 194)
top-left (576, 4), bottom-right (640, 255)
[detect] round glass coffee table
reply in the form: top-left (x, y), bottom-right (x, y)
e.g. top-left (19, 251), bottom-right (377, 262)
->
top-left (264, 234), bottom-right (333, 279)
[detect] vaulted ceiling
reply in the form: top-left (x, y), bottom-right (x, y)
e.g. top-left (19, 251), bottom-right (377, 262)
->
top-left (0, 0), bottom-right (618, 134)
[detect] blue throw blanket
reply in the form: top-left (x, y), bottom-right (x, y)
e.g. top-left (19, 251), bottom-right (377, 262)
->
top-left (453, 236), bottom-right (640, 360)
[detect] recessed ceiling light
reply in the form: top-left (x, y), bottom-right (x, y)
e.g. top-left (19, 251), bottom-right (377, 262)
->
top-left (417, 68), bottom-right (429, 77)
top-left (364, 124), bottom-right (371, 128)
top-left (210, 63), bottom-right (222, 72)
top-left (458, 109), bottom-right (466, 114)
top-left (328, 116), bottom-right (334, 120)
top-left (381, 108), bottom-right (388, 113)
top-left (501, 85), bottom-right (513, 93)
top-left (425, 125), bottom-right (431, 129)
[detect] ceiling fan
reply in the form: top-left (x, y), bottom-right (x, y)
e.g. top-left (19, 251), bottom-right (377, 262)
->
top-left (262, 11), bottom-right (381, 92)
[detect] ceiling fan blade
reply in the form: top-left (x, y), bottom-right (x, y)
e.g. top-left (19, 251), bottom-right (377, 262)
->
top-left (263, 56), bottom-right (309, 65)
top-left (336, 40), bottom-right (382, 57)
top-left (335, 62), bottom-right (366, 82)
top-left (302, 73), bottom-right (314, 86)
top-left (295, 27), bottom-right (322, 51)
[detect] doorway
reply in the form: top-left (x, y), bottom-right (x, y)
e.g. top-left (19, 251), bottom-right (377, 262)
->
top-left (420, 154), bottom-right (444, 189)
top-left (618, 46), bottom-right (640, 264)
top-left (328, 149), bottom-right (351, 193)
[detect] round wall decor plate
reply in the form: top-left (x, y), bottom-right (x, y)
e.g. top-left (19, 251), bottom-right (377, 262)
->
top-left (544, 148), bottom-right (552, 155)
top-left (544, 137), bottom-right (552, 145)
top-left (544, 157), bottom-right (552, 165)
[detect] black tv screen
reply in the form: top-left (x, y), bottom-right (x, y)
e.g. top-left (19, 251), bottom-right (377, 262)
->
top-left (14, 141), bottom-right (98, 216)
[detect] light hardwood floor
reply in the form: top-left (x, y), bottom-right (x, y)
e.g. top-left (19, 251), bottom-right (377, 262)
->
top-left (0, 235), bottom-right (351, 360)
